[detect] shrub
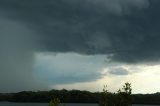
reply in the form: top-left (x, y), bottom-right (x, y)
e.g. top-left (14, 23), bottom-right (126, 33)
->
top-left (49, 98), bottom-right (60, 106)
top-left (99, 82), bottom-right (132, 106)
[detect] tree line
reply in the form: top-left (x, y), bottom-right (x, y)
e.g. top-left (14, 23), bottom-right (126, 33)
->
top-left (0, 84), bottom-right (160, 105)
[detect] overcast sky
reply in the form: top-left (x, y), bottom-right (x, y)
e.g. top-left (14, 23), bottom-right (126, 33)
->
top-left (0, 0), bottom-right (160, 93)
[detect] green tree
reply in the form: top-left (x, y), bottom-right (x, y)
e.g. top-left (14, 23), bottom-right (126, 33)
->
top-left (49, 98), bottom-right (60, 106)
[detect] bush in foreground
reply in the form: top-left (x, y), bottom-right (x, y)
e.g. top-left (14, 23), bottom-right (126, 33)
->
top-left (99, 82), bottom-right (132, 106)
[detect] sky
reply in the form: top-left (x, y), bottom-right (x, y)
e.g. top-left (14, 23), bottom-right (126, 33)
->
top-left (0, 0), bottom-right (160, 94)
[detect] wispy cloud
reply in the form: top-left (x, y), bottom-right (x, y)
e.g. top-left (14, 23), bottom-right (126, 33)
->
top-left (108, 67), bottom-right (129, 76)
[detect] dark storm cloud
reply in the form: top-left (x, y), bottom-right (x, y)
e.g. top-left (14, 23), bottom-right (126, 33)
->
top-left (1, 0), bottom-right (159, 63)
top-left (0, 0), bottom-right (160, 92)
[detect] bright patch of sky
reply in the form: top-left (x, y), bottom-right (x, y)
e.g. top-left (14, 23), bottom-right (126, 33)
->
top-left (34, 53), bottom-right (160, 94)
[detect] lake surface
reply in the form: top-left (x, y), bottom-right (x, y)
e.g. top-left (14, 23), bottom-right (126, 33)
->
top-left (0, 102), bottom-right (158, 106)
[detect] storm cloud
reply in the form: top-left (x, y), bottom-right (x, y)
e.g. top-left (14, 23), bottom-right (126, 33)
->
top-left (1, 0), bottom-right (160, 63)
top-left (1, 0), bottom-right (160, 92)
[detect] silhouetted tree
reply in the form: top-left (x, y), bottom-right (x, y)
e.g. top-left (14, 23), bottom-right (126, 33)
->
top-left (99, 82), bottom-right (132, 106)
top-left (99, 85), bottom-right (109, 106)
top-left (116, 82), bottom-right (132, 106)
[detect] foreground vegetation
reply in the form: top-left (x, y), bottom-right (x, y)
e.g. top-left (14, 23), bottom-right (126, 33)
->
top-left (0, 84), bottom-right (160, 105)
top-left (48, 83), bottom-right (132, 106)
top-left (49, 98), bottom-right (60, 106)
top-left (99, 82), bottom-right (132, 106)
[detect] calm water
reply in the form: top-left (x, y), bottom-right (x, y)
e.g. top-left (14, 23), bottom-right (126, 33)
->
top-left (0, 102), bottom-right (158, 106)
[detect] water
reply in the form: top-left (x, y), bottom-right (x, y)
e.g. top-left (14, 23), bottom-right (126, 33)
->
top-left (0, 102), bottom-right (97, 106)
top-left (0, 102), bottom-right (158, 106)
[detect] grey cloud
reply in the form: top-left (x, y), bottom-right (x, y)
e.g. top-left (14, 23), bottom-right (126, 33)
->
top-left (108, 67), bottom-right (129, 76)
top-left (1, 0), bottom-right (157, 63)
top-left (66, 0), bottom-right (149, 15)
top-left (0, 0), bottom-right (160, 92)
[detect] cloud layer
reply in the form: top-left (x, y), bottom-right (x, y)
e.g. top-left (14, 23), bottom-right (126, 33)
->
top-left (1, 0), bottom-right (159, 63)
top-left (1, 0), bottom-right (160, 92)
